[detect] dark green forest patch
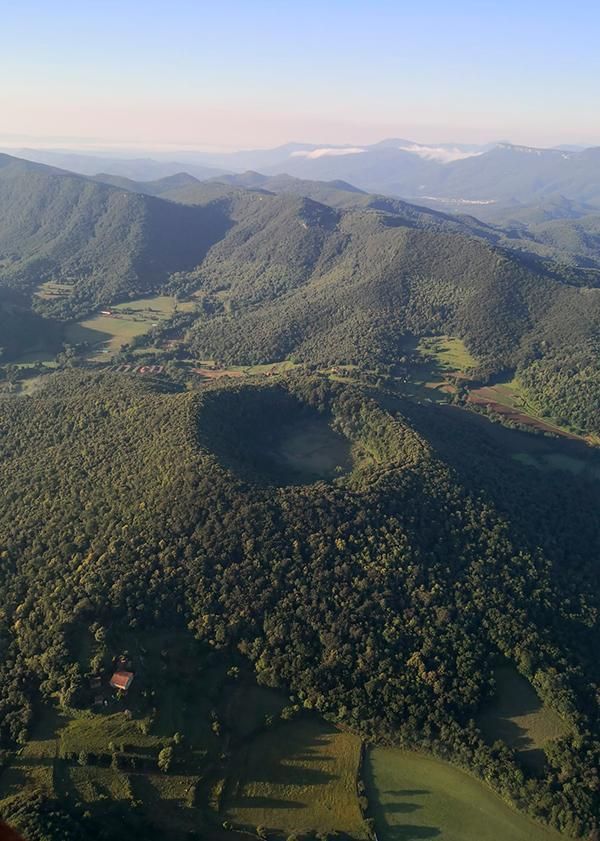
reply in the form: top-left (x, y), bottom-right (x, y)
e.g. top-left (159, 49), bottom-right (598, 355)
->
top-left (0, 371), bottom-right (598, 838)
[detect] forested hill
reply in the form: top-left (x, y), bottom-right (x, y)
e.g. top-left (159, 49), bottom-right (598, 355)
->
top-left (174, 191), bottom-right (599, 435)
top-left (0, 154), bottom-right (232, 317)
top-left (1, 152), bottom-right (599, 435)
top-left (0, 372), bottom-right (598, 836)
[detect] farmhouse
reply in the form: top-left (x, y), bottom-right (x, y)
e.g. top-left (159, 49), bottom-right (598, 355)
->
top-left (110, 670), bottom-right (134, 692)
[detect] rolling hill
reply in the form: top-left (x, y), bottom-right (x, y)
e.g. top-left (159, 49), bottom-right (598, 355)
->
top-left (0, 154), bottom-right (232, 316)
top-left (0, 371), bottom-right (598, 838)
top-left (171, 190), bottom-right (599, 434)
top-left (0, 153), bottom-right (600, 838)
top-left (0, 153), bottom-right (598, 435)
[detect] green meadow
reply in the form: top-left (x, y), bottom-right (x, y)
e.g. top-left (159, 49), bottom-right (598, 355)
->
top-left (64, 295), bottom-right (197, 360)
top-left (477, 666), bottom-right (570, 773)
top-left (417, 335), bottom-right (477, 373)
top-left (223, 717), bottom-right (368, 839)
top-left (366, 748), bottom-right (566, 841)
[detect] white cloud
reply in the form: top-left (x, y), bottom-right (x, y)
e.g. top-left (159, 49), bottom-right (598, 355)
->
top-left (399, 144), bottom-right (483, 164)
top-left (290, 147), bottom-right (366, 159)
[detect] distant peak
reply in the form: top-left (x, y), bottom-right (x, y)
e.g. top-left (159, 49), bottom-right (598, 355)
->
top-left (494, 142), bottom-right (571, 157)
top-left (397, 142), bottom-right (483, 164)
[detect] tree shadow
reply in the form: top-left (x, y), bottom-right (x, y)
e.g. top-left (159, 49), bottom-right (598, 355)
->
top-left (384, 789), bottom-right (430, 796)
top-left (233, 761), bottom-right (335, 787)
top-left (384, 802), bottom-right (422, 814)
top-left (232, 795), bottom-right (306, 810)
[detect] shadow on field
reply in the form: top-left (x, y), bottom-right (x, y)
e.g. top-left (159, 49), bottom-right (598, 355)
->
top-left (384, 802), bottom-right (422, 814)
top-left (232, 796), bottom-right (305, 810)
top-left (384, 789), bottom-right (429, 796)
top-left (234, 760), bottom-right (335, 787)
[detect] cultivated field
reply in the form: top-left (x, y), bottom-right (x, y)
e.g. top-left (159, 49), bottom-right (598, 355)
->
top-left (477, 666), bottom-right (570, 773)
top-left (0, 625), bottom-right (315, 840)
top-left (35, 280), bottom-right (74, 301)
top-left (466, 376), bottom-right (582, 439)
top-left (365, 748), bottom-right (566, 841)
top-left (223, 717), bottom-right (368, 839)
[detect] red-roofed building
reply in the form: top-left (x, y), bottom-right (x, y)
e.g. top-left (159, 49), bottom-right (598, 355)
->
top-left (110, 671), bottom-right (134, 692)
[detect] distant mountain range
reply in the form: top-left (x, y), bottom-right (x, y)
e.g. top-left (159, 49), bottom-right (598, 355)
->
top-left (0, 147), bottom-right (228, 182)
top-left (6, 139), bottom-right (600, 213)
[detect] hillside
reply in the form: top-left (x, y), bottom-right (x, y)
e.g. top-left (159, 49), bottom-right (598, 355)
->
top-left (153, 139), bottom-right (600, 211)
top-left (174, 196), bottom-right (599, 434)
top-left (0, 154), bottom-right (232, 317)
top-left (0, 147), bottom-right (228, 181)
top-left (0, 372), bottom-right (598, 839)
top-left (12, 140), bottom-right (600, 212)
top-left (91, 171), bottom-right (204, 197)
top-left (0, 288), bottom-right (61, 361)
top-left (1, 153), bottom-right (598, 435)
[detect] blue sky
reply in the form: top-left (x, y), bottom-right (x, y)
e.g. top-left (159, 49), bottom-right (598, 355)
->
top-left (2, 0), bottom-right (599, 150)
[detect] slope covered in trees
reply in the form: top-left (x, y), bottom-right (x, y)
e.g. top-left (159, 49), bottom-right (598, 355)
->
top-left (1, 153), bottom-right (598, 434)
top-left (176, 199), bottom-right (599, 434)
top-left (0, 288), bottom-right (61, 361)
top-left (0, 154), bottom-right (231, 317)
top-left (0, 372), bottom-right (598, 837)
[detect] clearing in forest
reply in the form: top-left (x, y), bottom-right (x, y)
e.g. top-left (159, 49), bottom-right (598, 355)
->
top-left (477, 666), bottom-right (570, 773)
top-left (365, 747), bottom-right (566, 841)
top-left (64, 295), bottom-right (197, 360)
top-left (223, 717), bottom-right (368, 839)
top-left (417, 335), bottom-right (477, 374)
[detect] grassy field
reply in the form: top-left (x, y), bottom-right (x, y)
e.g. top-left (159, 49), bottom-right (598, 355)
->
top-left (467, 375), bottom-right (590, 442)
top-left (0, 626), bottom-right (300, 839)
top-left (477, 666), bottom-right (570, 773)
top-left (224, 717), bottom-right (368, 839)
top-left (224, 685), bottom-right (288, 741)
top-left (366, 748), bottom-right (566, 841)
top-left (389, 336), bottom-right (476, 406)
top-left (194, 359), bottom-right (299, 379)
top-left (64, 295), bottom-right (197, 361)
top-left (35, 280), bottom-right (74, 301)
top-left (417, 336), bottom-right (477, 373)
top-left (274, 417), bottom-right (353, 481)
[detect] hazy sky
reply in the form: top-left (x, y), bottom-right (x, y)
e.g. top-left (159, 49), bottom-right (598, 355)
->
top-left (2, 0), bottom-right (600, 152)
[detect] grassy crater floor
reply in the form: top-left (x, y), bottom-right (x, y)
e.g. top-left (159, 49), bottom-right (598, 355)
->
top-left (197, 384), bottom-right (355, 486)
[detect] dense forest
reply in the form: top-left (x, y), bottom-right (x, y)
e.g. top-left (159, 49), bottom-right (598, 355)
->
top-left (0, 372), bottom-right (598, 837)
top-left (1, 151), bottom-right (599, 837)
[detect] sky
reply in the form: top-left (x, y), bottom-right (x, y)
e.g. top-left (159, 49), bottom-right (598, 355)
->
top-left (2, 0), bottom-right (600, 153)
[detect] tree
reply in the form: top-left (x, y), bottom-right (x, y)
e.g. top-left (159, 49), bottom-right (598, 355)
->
top-left (157, 746), bottom-right (173, 773)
